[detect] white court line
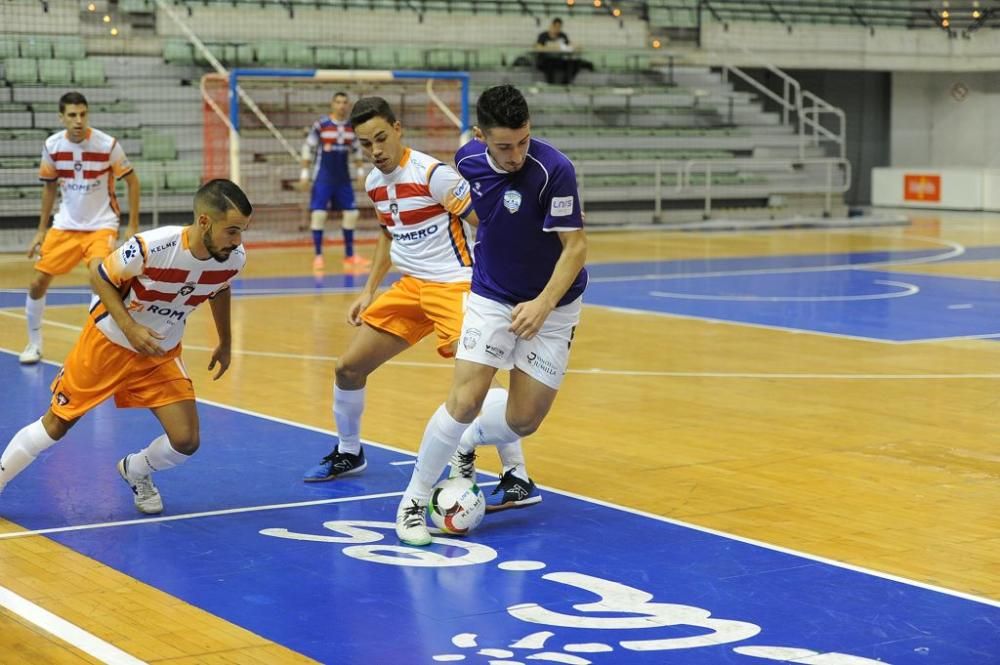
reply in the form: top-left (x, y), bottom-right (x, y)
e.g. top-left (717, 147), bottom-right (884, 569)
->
top-left (649, 279), bottom-right (919, 302)
top-left (6, 309), bottom-right (1000, 375)
top-left (0, 586), bottom-right (147, 664)
top-left (0, 348), bottom-right (997, 616)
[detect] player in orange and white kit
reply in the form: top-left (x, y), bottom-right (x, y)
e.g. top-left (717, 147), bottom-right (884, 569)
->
top-left (0, 180), bottom-right (252, 515)
top-left (21, 91), bottom-right (141, 365)
top-left (302, 98), bottom-right (537, 509)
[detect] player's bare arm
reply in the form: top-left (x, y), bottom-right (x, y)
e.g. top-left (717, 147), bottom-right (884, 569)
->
top-left (207, 286), bottom-right (233, 380)
top-left (28, 181), bottom-right (58, 259)
top-left (347, 229), bottom-right (392, 326)
top-left (509, 228), bottom-right (587, 340)
top-left (89, 261), bottom-right (166, 357)
top-left (123, 170), bottom-right (141, 238)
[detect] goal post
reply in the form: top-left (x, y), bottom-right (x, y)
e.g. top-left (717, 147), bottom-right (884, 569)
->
top-left (201, 68), bottom-right (470, 243)
top-left (206, 68), bottom-right (470, 186)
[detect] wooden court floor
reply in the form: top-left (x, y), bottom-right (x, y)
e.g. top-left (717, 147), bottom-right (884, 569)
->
top-left (0, 213), bottom-right (997, 662)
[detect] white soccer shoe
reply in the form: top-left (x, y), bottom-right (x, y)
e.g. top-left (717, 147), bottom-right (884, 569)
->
top-left (18, 343), bottom-right (42, 365)
top-left (395, 497), bottom-right (431, 546)
top-left (117, 456), bottom-right (164, 515)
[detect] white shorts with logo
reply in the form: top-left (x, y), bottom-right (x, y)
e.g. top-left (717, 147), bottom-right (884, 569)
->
top-left (456, 292), bottom-right (581, 390)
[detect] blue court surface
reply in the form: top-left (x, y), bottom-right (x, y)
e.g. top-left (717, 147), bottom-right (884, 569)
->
top-left (1, 352), bottom-right (998, 665)
top-left (8, 244), bottom-right (1000, 344)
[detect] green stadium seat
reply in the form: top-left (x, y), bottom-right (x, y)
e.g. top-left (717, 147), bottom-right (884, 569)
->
top-left (119, 0), bottom-right (152, 12)
top-left (73, 60), bottom-right (105, 86)
top-left (53, 37), bottom-right (85, 60)
top-left (393, 47), bottom-right (424, 69)
top-left (38, 59), bottom-right (72, 85)
top-left (165, 164), bottom-right (201, 192)
top-left (142, 134), bottom-right (177, 161)
top-left (0, 37), bottom-right (19, 60)
top-left (20, 37), bottom-right (52, 60)
top-left (314, 47), bottom-right (342, 68)
top-left (129, 162), bottom-right (166, 193)
top-left (164, 40), bottom-right (194, 65)
top-left (5, 59), bottom-right (39, 84)
top-left (285, 43), bottom-right (314, 68)
top-left (255, 41), bottom-right (286, 66)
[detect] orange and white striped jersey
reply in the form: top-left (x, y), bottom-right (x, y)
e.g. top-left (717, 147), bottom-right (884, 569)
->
top-left (365, 148), bottom-right (473, 283)
top-left (92, 225), bottom-right (246, 353)
top-left (39, 127), bottom-right (133, 231)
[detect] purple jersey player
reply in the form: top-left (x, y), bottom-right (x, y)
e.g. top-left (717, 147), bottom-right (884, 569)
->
top-left (396, 84), bottom-right (588, 545)
top-left (298, 91), bottom-right (370, 273)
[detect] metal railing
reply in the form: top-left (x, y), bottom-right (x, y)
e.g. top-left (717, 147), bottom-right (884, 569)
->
top-left (576, 156), bottom-right (851, 221)
top-left (720, 58), bottom-right (846, 160)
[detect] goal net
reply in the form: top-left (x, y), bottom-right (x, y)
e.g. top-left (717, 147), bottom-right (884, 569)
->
top-left (201, 68), bottom-right (470, 245)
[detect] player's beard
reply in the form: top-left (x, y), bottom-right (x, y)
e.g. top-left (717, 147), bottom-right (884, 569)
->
top-left (203, 229), bottom-right (233, 262)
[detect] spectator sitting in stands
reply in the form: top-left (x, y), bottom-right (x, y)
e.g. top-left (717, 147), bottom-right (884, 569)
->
top-left (534, 18), bottom-right (591, 85)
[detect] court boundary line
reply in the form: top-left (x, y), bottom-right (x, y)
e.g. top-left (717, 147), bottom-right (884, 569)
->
top-left (0, 585), bottom-right (148, 665)
top-left (3, 357), bottom-right (994, 610)
top-left (7, 317), bottom-right (1000, 377)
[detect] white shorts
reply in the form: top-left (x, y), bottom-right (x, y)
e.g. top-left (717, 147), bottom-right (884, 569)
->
top-left (455, 292), bottom-right (581, 390)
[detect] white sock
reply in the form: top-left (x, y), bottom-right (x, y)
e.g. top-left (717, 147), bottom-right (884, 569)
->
top-left (0, 419), bottom-right (58, 488)
top-left (497, 441), bottom-right (529, 482)
top-left (458, 388), bottom-right (529, 480)
top-left (124, 434), bottom-right (191, 480)
top-left (404, 404), bottom-right (471, 503)
top-left (25, 295), bottom-right (45, 347)
top-left (333, 385), bottom-right (365, 455)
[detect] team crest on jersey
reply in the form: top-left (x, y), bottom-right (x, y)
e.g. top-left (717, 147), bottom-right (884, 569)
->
top-left (390, 203), bottom-right (399, 215)
top-left (462, 328), bottom-right (481, 350)
top-left (503, 190), bottom-right (522, 213)
top-left (178, 282), bottom-right (196, 297)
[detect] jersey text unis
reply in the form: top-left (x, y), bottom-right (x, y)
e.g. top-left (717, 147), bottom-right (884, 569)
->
top-left (365, 148), bottom-right (474, 283)
top-left (455, 138), bottom-right (587, 306)
top-left (306, 117), bottom-right (358, 183)
top-left (93, 226), bottom-right (246, 353)
top-left (38, 127), bottom-right (133, 231)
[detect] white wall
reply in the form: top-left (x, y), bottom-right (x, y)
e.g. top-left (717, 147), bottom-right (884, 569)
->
top-left (891, 71), bottom-right (1000, 168)
top-left (156, 6), bottom-right (646, 49)
top-left (696, 22), bottom-right (1000, 72)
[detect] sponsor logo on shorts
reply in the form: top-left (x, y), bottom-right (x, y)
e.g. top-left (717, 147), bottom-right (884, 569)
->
top-left (485, 344), bottom-right (505, 360)
top-left (462, 328), bottom-right (481, 350)
top-left (526, 351), bottom-right (558, 376)
top-left (55, 392), bottom-right (69, 406)
top-left (503, 190), bottom-right (522, 214)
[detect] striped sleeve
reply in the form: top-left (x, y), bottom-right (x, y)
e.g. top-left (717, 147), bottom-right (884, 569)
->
top-left (110, 140), bottom-right (133, 179)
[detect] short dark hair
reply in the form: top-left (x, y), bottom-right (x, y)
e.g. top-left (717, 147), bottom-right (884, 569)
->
top-left (332, 91), bottom-right (348, 100)
top-left (349, 96), bottom-right (397, 127)
top-left (476, 85), bottom-right (530, 131)
top-left (58, 91), bottom-right (88, 113)
top-left (194, 179), bottom-right (253, 219)
top-left (551, 17), bottom-right (563, 25)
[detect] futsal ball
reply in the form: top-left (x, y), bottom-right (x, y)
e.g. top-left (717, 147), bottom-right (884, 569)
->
top-left (428, 477), bottom-right (486, 535)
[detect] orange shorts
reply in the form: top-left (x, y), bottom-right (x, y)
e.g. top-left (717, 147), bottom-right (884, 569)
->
top-left (36, 228), bottom-right (117, 276)
top-left (361, 275), bottom-right (469, 358)
top-left (50, 321), bottom-right (195, 421)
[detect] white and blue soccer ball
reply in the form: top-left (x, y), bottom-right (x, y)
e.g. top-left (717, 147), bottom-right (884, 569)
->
top-left (428, 477), bottom-right (486, 535)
